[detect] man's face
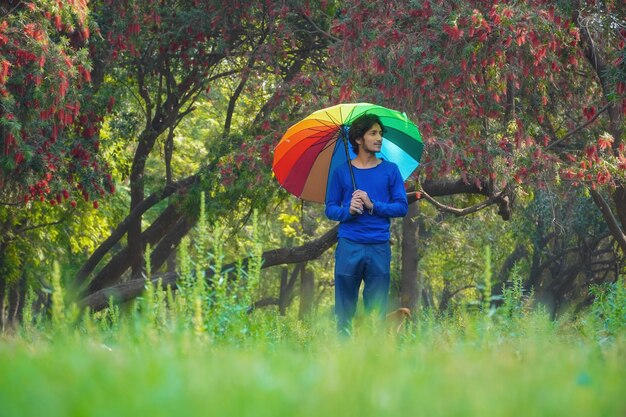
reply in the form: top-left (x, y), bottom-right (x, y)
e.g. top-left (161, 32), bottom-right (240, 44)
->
top-left (357, 123), bottom-right (383, 154)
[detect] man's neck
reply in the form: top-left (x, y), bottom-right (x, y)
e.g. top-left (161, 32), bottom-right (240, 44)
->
top-left (352, 151), bottom-right (380, 168)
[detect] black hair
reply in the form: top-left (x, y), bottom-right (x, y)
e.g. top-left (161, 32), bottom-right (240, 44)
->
top-left (348, 113), bottom-right (385, 154)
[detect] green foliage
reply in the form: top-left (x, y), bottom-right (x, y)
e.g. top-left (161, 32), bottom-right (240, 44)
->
top-left (92, 195), bottom-right (270, 343)
top-left (482, 245), bottom-right (493, 315)
top-left (0, 1), bottom-right (113, 205)
top-left (418, 199), bottom-right (518, 311)
top-left (0, 189), bottom-right (127, 300)
top-left (499, 264), bottom-right (528, 321)
top-left (590, 277), bottom-right (626, 341)
top-left (50, 262), bottom-right (65, 332)
top-left (0, 240), bottom-right (22, 286)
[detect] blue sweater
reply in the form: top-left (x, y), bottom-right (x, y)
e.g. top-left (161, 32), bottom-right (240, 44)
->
top-left (325, 159), bottom-right (408, 243)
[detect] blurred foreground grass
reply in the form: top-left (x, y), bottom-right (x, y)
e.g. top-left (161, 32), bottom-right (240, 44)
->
top-left (1, 308), bottom-right (624, 417)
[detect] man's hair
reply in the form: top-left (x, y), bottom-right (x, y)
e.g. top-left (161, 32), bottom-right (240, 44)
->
top-left (348, 113), bottom-right (385, 154)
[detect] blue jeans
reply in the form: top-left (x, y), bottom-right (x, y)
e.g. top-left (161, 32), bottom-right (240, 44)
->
top-left (334, 238), bottom-right (391, 335)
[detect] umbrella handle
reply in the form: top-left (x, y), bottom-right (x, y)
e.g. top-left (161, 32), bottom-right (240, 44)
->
top-left (341, 128), bottom-right (357, 192)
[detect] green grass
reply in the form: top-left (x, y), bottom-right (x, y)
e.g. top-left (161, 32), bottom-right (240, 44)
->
top-left (2, 231), bottom-right (624, 417)
top-left (1, 308), bottom-right (624, 417)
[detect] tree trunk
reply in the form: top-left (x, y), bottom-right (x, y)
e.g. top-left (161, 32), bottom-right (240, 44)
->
top-left (438, 283), bottom-right (452, 314)
top-left (613, 185), bottom-right (626, 239)
top-left (166, 251), bottom-right (177, 275)
top-left (128, 135), bottom-right (154, 280)
top-left (278, 267), bottom-right (288, 316)
top-left (590, 189), bottom-right (626, 255)
top-left (299, 266), bottom-right (314, 320)
top-left (86, 204), bottom-right (183, 294)
top-left (400, 202), bottom-right (420, 311)
top-left (147, 215), bottom-right (194, 274)
top-left (74, 174), bottom-right (198, 287)
top-left (497, 244), bottom-right (529, 283)
top-left (15, 274), bottom-right (26, 324)
top-left (7, 283), bottom-right (19, 328)
top-left (279, 263), bottom-right (302, 315)
top-left (422, 284), bottom-right (434, 309)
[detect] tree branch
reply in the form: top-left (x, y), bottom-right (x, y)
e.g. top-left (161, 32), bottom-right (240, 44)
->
top-left (15, 213), bottom-right (72, 235)
top-left (590, 189), bottom-right (626, 254)
top-left (545, 102), bottom-right (611, 151)
top-left (74, 173), bottom-right (199, 286)
top-left (299, 10), bottom-right (340, 42)
top-left (417, 181), bottom-right (508, 217)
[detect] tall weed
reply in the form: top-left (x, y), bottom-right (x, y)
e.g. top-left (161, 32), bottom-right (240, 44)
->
top-left (590, 276), bottom-right (626, 342)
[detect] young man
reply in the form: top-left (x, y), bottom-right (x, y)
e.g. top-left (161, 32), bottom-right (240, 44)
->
top-left (325, 113), bottom-right (408, 336)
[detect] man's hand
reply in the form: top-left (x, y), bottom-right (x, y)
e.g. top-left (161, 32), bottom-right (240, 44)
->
top-left (352, 190), bottom-right (373, 211)
top-left (349, 195), bottom-right (364, 215)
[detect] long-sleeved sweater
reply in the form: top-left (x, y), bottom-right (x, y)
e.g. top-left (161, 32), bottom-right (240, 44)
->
top-left (325, 159), bottom-right (408, 244)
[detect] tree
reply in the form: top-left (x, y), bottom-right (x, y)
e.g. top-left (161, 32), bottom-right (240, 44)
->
top-left (0, 1), bottom-right (115, 326)
top-left (0, 1), bottom-right (113, 206)
top-left (74, 0), bottom-right (336, 299)
top-left (330, 0), bottom-right (625, 252)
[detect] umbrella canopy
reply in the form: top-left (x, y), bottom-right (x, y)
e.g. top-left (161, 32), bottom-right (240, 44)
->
top-left (272, 103), bottom-right (423, 203)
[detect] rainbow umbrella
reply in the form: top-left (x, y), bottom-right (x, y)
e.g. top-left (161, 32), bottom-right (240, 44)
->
top-left (272, 103), bottom-right (423, 203)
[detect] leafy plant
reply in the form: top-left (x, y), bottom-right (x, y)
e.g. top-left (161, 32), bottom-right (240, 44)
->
top-left (590, 276), bottom-right (626, 341)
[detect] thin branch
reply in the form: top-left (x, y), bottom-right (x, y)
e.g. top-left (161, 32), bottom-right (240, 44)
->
top-left (418, 181), bottom-right (505, 217)
top-left (15, 217), bottom-right (67, 235)
top-left (535, 233), bottom-right (610, 274)
top-left (206, 69), bottom-right (240, 83)
top-left (545, 102), bottom-right (611, 151)
top-left (0, 1), bottom-right (25, 18)
top-left (164, 125), bottom-right (175, 184)
top-left (590, 189), bottom-right (626, 254)
top-left (449, 285), bottom-right (476, 299)
top-left (252, 297), bottom-right (280, 310)
top-left (299, 11), bottom-right (340, 42)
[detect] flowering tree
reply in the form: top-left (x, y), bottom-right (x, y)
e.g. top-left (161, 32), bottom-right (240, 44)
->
top-left (330, 0), bottom-right (626, 255)
top-left (0, 1), bottom-right (116, 322)
top-left (0, 1), bottom-right (111, 207)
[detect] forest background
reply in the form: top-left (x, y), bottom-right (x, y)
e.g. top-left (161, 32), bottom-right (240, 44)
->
top-left (1, 0), bottom-right (624, 325)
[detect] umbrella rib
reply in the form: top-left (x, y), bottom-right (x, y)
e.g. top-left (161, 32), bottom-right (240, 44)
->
top-left (322, 131), bottom-right (340, 151)
top-left (324, 105), bottom-right (351, 127)
top-left (344, 104), bottom-right (358, 123)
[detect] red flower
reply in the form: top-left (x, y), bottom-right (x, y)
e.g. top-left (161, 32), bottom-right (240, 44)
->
top-left (14, 152), bottom-right (24, 164)
top-left (596, 171), bottom-right (610, 185)
top-left (597, 134), bottom-right (613, 150)
top-left (582, 106), bottom-right (596, 121)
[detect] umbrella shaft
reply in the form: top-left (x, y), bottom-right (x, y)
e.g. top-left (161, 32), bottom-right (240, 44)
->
top-left (341, 131), bottom-right (357, 192)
